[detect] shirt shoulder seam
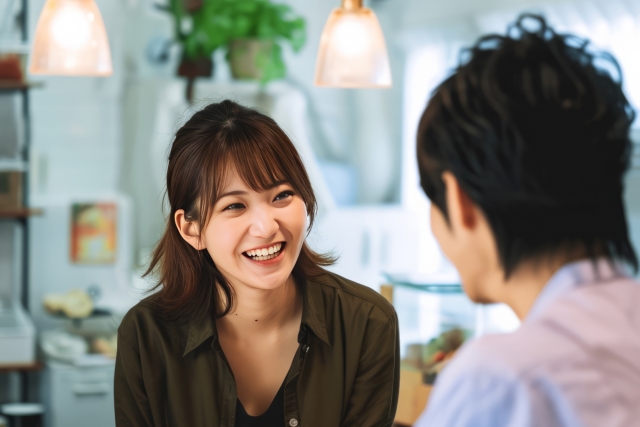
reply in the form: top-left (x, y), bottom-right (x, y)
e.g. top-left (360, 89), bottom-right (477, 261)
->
top-left (314, 274), bottom-right (396, 322)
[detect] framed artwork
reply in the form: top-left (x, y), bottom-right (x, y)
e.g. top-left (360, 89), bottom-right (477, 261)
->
top-left (70, 203), bottom-right (117, 264)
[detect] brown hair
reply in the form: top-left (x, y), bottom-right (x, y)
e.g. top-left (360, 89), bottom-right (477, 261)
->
top-left (144, 100), bottom-right (334, 323)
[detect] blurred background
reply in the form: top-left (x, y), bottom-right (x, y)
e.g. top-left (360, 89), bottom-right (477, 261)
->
top-left (1, 0), bottom-right (640, 425)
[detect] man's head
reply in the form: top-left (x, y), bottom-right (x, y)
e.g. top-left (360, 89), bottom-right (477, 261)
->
top-left (417, 14), bottom-right (637, 302)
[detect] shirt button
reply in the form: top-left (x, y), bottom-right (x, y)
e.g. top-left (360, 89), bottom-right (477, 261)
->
top-left (289, 418), bottom-right (299, 427)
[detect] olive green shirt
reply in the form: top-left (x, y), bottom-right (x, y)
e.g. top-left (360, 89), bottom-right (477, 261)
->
top-left (114, 272), bottom-right (400, 427)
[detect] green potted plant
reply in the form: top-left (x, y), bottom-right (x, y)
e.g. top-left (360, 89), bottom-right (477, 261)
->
top-left (164, 0), bottom-right (214, 101)
top-left (165, 0), bottom-right (305, 94)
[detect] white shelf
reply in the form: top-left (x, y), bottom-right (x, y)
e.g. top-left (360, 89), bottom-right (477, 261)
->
top-left (0, 44), bottom-right (30, 54)
top-left (0, 159), bottom-right (27, 171)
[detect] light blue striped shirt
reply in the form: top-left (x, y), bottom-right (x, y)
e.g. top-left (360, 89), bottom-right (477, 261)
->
top-left (416, 259), bottom-right (640, 427)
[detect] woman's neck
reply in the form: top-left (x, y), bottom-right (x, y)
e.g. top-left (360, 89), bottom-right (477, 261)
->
top-left (217, 275), bottom-right (302, 338)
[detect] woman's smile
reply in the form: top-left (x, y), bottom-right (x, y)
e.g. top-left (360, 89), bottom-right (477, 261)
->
top-left (192, 166), bottom-right (308, 291)
top-left (242, 242), bottom-right (287, 264)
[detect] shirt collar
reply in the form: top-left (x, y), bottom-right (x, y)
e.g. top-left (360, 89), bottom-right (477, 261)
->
top-left (183, 307), bottom-right (216, 357)
top-left (525, 258), bottom-right (630, 323)
top-left (300, 277), bottom-right (331, 347)
top-left (183, 277), bottom-right (331, 357)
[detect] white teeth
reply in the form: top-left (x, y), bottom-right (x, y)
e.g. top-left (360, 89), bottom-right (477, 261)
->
top-left (245, 243), bottom-right (284, 260)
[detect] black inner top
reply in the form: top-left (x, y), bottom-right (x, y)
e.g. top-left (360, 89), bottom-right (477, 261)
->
top-left (235, 381), bottom-right (286, 427)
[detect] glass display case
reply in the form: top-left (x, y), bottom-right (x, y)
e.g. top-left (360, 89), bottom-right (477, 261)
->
top-left (384, 275), bottom-right (520, 426)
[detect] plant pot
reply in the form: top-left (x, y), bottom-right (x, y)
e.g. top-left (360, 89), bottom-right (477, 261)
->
top-left (182, 0), bottom-right (203, 13)
top-left (177, 56), bottom-right (213, 79)
top-left (177, 56), bottom-right (213, 103)
top-left (228, 39), bottom-right (275, 81)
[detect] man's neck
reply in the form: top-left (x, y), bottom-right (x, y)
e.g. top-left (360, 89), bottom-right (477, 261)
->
top-left (496, 255), bottom-right (585, 320)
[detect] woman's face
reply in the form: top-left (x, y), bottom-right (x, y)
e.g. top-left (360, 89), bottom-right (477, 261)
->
top-left (201, 167), bottom-right (308, 291)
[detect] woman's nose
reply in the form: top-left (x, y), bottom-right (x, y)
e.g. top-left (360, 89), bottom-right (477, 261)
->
top-left (248, 207), bottom-right (279, 238)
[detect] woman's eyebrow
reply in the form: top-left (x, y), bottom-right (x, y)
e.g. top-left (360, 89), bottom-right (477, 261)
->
top-left (268, 180), bottom-right (289, 189)
top-left (217, 181), bottom-right (289, 200)
top-left (217, 190), bottom-right (248, 200)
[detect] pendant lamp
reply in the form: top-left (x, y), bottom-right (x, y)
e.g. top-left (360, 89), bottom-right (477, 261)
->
top-left (314, 0), bottom-right (392, 88)
top-left (29, 0), bottom-right (112, 76)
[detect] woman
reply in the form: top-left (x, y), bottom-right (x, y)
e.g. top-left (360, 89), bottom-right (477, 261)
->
top-left (114, 100), bottom-right (399, 427)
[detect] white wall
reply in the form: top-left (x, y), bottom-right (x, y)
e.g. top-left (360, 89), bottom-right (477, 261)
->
top-left (28, 0), bottom-right (126, 196)
top-left (25, 0), bottom-right (135, 322)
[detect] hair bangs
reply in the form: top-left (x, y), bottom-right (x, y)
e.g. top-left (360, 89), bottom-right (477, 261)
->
top-left (228, 133), bottom-right (289, 195)
top-left (216, 120), bottom-right (317, 221)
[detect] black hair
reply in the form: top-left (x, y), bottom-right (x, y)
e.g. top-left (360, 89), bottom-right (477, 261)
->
top-left (416, 13), bottom-right (638, 276)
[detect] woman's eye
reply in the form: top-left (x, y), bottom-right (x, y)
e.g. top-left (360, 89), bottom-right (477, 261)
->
top-left (274, 191), bottom-right (294, 202)
top-left (224, 203), bottom-right (245, 211)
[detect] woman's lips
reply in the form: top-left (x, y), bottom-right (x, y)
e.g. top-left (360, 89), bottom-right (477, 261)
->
top-left (243, 242), bottom-right (286, 265)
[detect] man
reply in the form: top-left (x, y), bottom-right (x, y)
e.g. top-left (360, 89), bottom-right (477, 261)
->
top-left (414, 14), bottom-right (640, 427)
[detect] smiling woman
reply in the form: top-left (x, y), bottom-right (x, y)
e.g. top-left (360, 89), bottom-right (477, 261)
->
top-left (148, 99), bottom-right (331, 321)
top-left (114, 100), bottom-right (400, 427)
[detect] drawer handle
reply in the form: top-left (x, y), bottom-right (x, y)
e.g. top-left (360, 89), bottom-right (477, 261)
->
top-left (72, 383), bottom-right (110, 395)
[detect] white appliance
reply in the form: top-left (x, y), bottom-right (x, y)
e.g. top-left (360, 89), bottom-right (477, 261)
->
top-left (0, 302), bottom-right (35, 365)
top-left (0, 222), bottom-right (35, 365)
top-left (41, 361), bottom-right (115, 427)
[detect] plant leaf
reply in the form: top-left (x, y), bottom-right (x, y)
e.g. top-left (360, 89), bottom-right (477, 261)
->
top-left (164, 0), bottom-right (307, 60)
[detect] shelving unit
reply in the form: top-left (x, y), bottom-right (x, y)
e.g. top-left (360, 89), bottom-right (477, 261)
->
top-left (0, 0), bottom-right (38, 314)
top-left (0, 0), bottom-right (42, 403)
top-left (0, 209), bottom-right (42, 219)
top-left (0, 362), bottom-right (43, 375)
top-left (0, 81), bottom-right (42, 91)
top-left (0, 88), bottom-right (33, 310)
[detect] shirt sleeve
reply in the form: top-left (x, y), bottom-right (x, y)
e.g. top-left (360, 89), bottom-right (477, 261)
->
top-left (341, 309), bottom-right (400, 427)
top-left (414, 358), bottom-right (561, 427)
top-left (114, 330), bottom-right (154, 427)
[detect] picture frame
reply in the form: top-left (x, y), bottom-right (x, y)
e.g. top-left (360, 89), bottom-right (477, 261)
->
top-left (70, 203), bottom-right (117, 264)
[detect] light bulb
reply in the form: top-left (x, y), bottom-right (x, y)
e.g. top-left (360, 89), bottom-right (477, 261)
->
top-left (30, 0), bottom-right (113, 76)
top-left (314, 6), bottom-right (392, 88)
top-left (50, 5), bottom-right (91, 50)
top-left (332, 17), bottom-right (371, 57)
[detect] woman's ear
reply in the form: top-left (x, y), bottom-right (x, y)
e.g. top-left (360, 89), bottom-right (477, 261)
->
top-left (175, 209), bottom-right (205, 250)
top-left (441, 171), bottom-right (477, 231)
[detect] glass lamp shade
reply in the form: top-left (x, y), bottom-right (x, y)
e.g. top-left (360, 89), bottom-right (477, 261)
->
top-left (314, 7), bottom-right (392, 88)
top-left (29, 0), bottom-right (112, 76)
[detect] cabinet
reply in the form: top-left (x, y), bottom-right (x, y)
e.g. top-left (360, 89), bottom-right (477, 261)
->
top-left (42, 362), bottom-right (115, 427)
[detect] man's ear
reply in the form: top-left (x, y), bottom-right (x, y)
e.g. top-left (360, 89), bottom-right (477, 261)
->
top-left (175, 209), bottom-right (205, 250)
top-left (441, 171), bottom-right (477, 231)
